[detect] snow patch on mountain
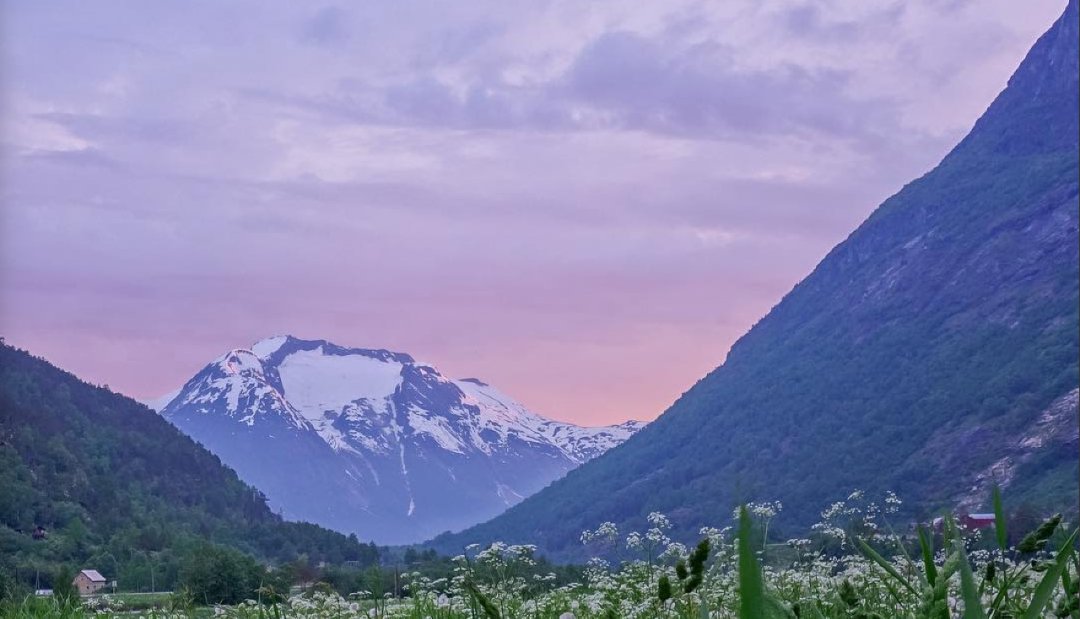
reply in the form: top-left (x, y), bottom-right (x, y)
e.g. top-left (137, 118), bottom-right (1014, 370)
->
top-left (407, 405), bottom-right (468, 454)
top-left (277, 347), bottom-right (403, 422)
top-left (454, 378), bottom-right (643, 464)
top-left (251, 335), bottom-right (288, 358)
top-left (155, 335), bottom-right (646, 543)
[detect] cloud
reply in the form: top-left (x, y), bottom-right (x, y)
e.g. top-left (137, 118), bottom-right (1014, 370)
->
top-left (0, 0), bottom-right (1067, 424)
top-left (300, 6), bottom-right (351, 47)
top-left (559, 30), bottom-right (892, 143)
top-left (243, 24), bottom-right (906, 148)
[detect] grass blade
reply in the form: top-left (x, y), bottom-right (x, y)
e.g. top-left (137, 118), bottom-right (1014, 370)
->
top-left (992, 485), bottom-right (1007, 552)
top-left (464, 580), bottom-right (502, 619)
top-left (855, 537), bottom-right (917, 595)
top-left (1060, 566), bottom-right (1079, 619)
top-left (792, 601), bottom-right (827, 619)
top-left (1022, 529), bottom-right (1077, 619)
top-left (738, 506), bottom-right (765, 619)
top-left (918, 525), bottom-right (938, 587)
top-left (987, 567), bottom-right (1027, 616)
top-left (954, 539), bottom-right (987, 619)
top-left (764, 594), bottom-right (796, 618)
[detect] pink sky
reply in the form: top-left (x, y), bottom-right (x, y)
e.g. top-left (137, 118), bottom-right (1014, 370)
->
top-left (0, 1), bottom-right (1066, 425)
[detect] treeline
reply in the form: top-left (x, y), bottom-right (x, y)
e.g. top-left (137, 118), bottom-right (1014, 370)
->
top-left (0, 341), bottom-right (379, 602)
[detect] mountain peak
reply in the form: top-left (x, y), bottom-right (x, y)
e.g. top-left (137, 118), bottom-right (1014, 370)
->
top-left (250, 334), bottom-right (290, 358)
top-left (156, 337), bottom-right (646, 543)
top-left (243, 335), bottom-right (418, 365)
top-left (948, 0), bottom-right (1078, 159)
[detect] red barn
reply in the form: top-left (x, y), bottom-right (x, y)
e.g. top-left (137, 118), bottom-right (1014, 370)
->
top-left (960, 513), bottom-right (996, 530)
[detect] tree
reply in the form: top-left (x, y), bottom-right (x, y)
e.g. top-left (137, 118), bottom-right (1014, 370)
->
top-left (178, 544), bottom-right (262, 605)
top-left (52, 565), bottom-right (77, 605)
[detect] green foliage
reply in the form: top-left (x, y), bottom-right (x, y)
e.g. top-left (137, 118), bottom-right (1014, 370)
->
top-left (1016, 513), bottom-right (1061, 553)
top-left (464, 580), bottom-right (502, 619)
top-left (838, 579), bottom-right (858, 608)
top-left (0, 342), bottom-right (379, 595)
top-left (0, 594), bottom-right (86, 619)
top-left (992, 486), bottom-right (1007, 553)
top-left (50, 565), bottom-right (76, 606)
top-left (178, 543), bottom-right (263, 605)
top-left (849, 492), bottom-right (1080, 619)
top-left (657, 574), bottom-right (673, 602)
top-left (954, 538), bottom-right (986, 619)
top-left (0, 566), bottom-right (26, 604)
top-left (855, 536), bottom-right (917, 596)
top-left (917, 526), bottom-right (937, 587)
top-left (680, 538), bottom-right (708, 594)
top-left (737, 507), bottom-right (765, 619)
top-left (1021, 529), bottom-right (1077, 619)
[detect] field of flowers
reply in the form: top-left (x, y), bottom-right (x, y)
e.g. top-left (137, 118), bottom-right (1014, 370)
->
top-left (7, 490), bottom-right (1078, 618)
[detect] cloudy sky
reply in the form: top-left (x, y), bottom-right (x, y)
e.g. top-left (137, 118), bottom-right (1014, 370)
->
top-left (0, 1), bottom-right (1065, 425)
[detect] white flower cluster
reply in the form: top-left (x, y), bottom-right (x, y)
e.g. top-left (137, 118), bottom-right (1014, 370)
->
top-left (746, 501), bottom-right (783, 520)
top-left (171, 490), bottom-right (1069, 619)
top-left (580, 521), bottom-right (619, 546)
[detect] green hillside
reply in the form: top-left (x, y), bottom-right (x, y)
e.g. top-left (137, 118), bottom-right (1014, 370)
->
top-left (0, 341), bottom-right (378, 597)
top-left (431, 0), bottom-right (1080, 559)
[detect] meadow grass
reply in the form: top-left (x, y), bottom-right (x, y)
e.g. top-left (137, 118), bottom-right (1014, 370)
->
top-left (6, 489), bottom-right (1077, 618)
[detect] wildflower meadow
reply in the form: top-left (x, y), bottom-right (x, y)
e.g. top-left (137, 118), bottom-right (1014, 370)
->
top-left (5, 489), bottom-right (1077, 619)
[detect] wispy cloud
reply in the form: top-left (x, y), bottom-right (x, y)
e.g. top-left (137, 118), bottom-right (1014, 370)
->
top-left (0, 0), bottom-right (1065, 423)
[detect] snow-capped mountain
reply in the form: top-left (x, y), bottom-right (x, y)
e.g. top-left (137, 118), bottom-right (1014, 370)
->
top-left (152, 336), bottom-right (644, 544)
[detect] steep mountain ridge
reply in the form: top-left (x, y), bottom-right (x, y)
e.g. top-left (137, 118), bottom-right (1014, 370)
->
top-left (429, 0), bottom-right (1080, 559)
top-left (156, 336), bottom-right (644, 544)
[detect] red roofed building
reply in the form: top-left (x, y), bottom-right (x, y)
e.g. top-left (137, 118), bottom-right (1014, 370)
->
top-left (960, 513), bottom-right (997, 530)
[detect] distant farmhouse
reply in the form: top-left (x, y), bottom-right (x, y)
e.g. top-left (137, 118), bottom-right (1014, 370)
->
top-left (930, 513), bottom-right (996, 531)
top-left (959, 513), bottom-right (996, 530)
top-left (73, 569), bottom-right (107, 596)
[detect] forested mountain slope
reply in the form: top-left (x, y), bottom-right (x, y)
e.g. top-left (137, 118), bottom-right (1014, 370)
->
top-left (431, 0), bottom-right (1080, 559)
top-left (0, 342), bottom-right (378, 592)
